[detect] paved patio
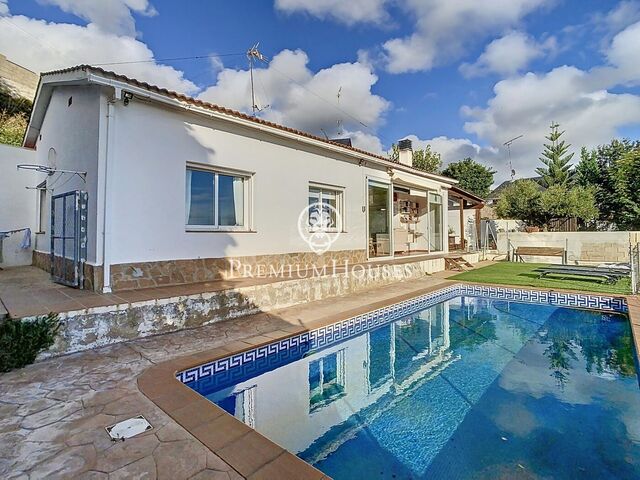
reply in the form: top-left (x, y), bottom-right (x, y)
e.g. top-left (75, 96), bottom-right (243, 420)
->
top-left (0, 266), bottom-right (348, 319)
top-left (0, 275), bottom-right (457, 479)
top-left (0, 254), bottom-right (461, 319)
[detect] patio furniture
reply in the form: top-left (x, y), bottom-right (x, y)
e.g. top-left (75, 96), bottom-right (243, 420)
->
top-left (535, 265), bottom-right (629, 284)
top-left (514, 246), bottom-right (566, 264)
top-left (372, 234), bottom-right (390, 257)
top-left (448, 236), bottom-right (467, 251)
top-left (542, 264), bottom-right (630, 275)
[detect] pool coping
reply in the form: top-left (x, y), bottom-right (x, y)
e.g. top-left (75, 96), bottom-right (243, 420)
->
top-left (136, 281), bottom-right (636, 479)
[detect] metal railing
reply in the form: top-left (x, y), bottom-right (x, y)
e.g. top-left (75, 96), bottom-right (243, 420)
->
top-left (631, 243), bottom-right (640, 295)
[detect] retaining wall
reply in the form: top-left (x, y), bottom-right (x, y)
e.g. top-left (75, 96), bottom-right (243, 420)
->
top-left (40, 257), bottom-right (446, 356)
top-left (497, 231), bottom-right (640, 264)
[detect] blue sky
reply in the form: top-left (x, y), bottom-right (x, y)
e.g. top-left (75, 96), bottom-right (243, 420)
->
top-left (2, 0), bottom-right (640, 182)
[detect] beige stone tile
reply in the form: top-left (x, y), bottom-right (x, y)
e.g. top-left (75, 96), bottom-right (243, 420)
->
top-left (216, 431), bottom-right (283, 477)
top-left (248, 452), bottom-right (324, 480)
top-left (191, 414), bottom-right (251, 452)
top-left (170, 401), bottom-right (224, 431)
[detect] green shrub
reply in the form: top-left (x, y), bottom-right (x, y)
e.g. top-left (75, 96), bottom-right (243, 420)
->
top-left (0, 313), bottom-right (61, 372)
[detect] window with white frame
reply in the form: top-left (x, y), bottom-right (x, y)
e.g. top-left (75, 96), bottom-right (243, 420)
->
top-left (308, 184), bottom-right (344, 232)
top-left (185, 166), bottom-right (251, 229)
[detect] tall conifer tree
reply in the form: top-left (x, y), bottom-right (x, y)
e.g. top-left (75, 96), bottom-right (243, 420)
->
top-left (536, 122), bottom-right (574, 187)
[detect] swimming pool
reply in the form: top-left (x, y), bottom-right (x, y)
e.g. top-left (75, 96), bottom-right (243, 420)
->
top-left (181, 285), bottom-right (639, 479)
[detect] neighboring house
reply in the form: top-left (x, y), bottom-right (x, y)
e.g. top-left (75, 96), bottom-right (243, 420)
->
top-left (21, 65), bottom-right (459, 293)
top-left (0, 54), bottom-right (38, 101)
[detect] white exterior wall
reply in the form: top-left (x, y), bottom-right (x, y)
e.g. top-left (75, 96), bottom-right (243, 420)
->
top-left (107, 98), bottom-right (449, 264)
top-left (33, 86), bottom-right (101, 264)
top-left (0, 144), bottom-right (39, 267)
top-left (447, 208), bottom-right (478, 249)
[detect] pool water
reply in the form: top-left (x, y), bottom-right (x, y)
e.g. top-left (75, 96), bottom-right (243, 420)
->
top-left (186, 296), bottom-right (640, 479)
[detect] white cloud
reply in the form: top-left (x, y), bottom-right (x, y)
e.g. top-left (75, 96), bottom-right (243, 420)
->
top-left (605, 20), bottom-right (640, 84)
top-left (382, 0), bottom-right (553, 73)
top-left (460, 31), bottom-right (556, 78)
top-left (274, 0), bottom-right (389, 25)
top-left (405, 134), bottom-right (500, 169)
top-left (596, 0), bottom-right (640, 36)
top-left (462, 20), bottom-right (640, 183)
top-left (199, 49), bottom-right (390, 152)
top-left (343, 129), bottom-right (385, 154)
top-left (0, 0), bottom-right (8, 16)
top-left (37, 0), bottom-right (157, 36)
top-left (0, 13), bottom-right (196, 94)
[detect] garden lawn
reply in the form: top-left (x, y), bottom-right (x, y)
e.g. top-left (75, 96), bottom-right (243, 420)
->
top-left (451, 262), bottom-right (630, 295)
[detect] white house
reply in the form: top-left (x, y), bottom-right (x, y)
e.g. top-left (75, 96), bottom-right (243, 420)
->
top-left (21, 65), bottom-right (462, 292)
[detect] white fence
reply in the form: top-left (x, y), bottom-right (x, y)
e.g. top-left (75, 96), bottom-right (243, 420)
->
top-left (496, 231), bottom-right (640, 265)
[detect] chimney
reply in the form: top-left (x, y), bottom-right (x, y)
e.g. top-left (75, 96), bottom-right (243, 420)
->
top-left (398, 139), bottom-right (413, 167)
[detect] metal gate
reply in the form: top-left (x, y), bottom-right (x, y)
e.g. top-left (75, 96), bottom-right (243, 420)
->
top-left (51, 190), bottom-right (88, 288)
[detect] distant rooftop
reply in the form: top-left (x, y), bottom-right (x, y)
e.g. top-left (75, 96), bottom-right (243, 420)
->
top-left (487, 177), bottom-right (544, 202)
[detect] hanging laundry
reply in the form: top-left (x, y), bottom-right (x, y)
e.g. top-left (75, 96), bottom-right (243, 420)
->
top-left (0, 227), bottom-right (33, 264)
top-left (20, 228), bottom-right (31, 249)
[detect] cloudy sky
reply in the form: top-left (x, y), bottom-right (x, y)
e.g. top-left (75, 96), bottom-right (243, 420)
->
top-left (2, 0), bottom-right (640, 183)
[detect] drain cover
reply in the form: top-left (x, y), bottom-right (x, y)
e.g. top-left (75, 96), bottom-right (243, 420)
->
top-left (106, 415), bottom-right (152, 441)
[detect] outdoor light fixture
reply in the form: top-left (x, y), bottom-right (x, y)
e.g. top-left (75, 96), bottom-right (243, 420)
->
top-left (122, 91), bottom-right (134, 106)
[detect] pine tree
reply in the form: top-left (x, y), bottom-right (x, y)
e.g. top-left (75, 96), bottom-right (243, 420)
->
top-left (536, 122), bottom-right (574, 187)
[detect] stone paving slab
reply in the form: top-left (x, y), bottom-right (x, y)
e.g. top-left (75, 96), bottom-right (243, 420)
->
top-left (2, 264), bottom-right (632, 480)
top-left (0, 275), bottom-right (453, 479)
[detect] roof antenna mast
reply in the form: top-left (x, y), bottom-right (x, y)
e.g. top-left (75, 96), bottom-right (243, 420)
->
top-left (247, 43), bottom-right (266, 115)
top-left (503, 134), bottom-right (524, 181)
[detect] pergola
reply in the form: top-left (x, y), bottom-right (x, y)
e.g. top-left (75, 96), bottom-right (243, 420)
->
top-left (448, 185), bottom-right (485, 252)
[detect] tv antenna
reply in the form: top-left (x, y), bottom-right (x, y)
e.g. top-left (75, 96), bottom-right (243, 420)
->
top-left (503, 134), bottom-right (523, 181)
top-left (247, 43), bottom-right (268, 115)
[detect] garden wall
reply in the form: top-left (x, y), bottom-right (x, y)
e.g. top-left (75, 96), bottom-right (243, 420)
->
top-left (497, 231), bottom-right (640, 264)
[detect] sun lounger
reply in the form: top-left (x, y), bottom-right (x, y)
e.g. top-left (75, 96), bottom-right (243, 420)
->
top-left (538, 264), bottom-right (630, 275)
top-left (535, 265), bottom-right (629, 284)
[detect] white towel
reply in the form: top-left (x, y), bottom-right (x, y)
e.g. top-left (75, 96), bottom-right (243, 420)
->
top-left (20, 228), bottom-right (31, 249)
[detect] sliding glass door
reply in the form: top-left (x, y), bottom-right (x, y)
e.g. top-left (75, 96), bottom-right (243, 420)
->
top-left (368, 180), bottom-right (391, 258)
top-left (428, 192), bottom-right (443, 252)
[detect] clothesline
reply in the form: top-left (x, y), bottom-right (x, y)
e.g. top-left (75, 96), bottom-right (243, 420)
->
top-left (0, 227), bottom-right (31, 264)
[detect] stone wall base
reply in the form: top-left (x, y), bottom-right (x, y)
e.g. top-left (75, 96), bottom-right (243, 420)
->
top-left (32, 250), bottom-right (103, 291)
top-left (41, 257), bottom-right (445, 356)
top-left (109, 249), bottom-right (368, 291)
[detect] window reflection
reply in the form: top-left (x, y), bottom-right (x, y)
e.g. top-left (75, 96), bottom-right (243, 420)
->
top-left (217, 385), bottom-right (256, 428)
top-left (309, 350), bottom-right (346, 411)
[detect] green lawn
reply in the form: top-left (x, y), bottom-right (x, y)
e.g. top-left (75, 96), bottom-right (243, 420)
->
top-left (450, 262), bottom-right (630, 295)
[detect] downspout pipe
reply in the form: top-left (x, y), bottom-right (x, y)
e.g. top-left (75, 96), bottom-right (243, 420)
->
top-left (101, 90), bottom-right (118, 293)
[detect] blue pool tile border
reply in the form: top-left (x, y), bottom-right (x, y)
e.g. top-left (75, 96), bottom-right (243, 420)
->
top-left (176, 284), bottom-right (628, 384)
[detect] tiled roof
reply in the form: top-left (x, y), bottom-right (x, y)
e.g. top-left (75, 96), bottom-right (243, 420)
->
top-left (39, 65), bottom-right (455, 183)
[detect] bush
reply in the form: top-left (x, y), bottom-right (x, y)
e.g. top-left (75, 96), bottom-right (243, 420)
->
top-left (0, 313), bottom-right (61, 372)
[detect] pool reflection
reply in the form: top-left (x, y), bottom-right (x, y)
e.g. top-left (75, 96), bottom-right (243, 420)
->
top-left (196, 297), bottom-right (639, 479)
